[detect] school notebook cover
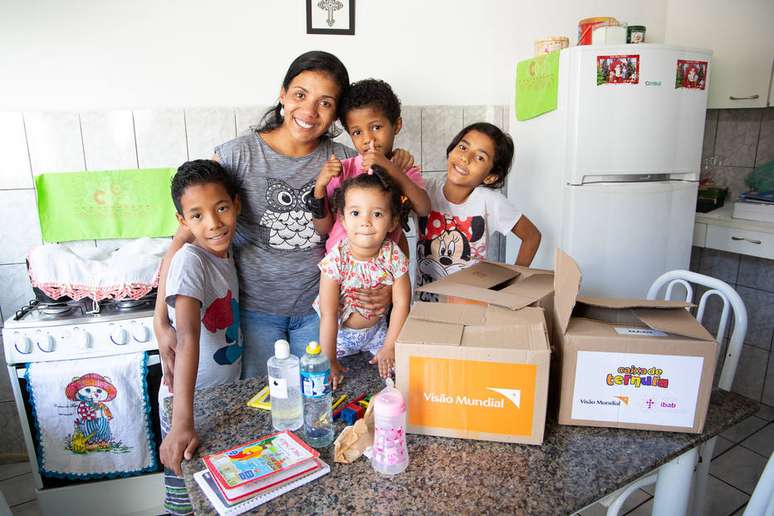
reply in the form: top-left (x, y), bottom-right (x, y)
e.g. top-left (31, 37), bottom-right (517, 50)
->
top-left (211, 457), bottom-right (321, 503)
top-left (202, 431), bottom-right (318, 490)
top-left (194, 459), bottom-right (331, 516)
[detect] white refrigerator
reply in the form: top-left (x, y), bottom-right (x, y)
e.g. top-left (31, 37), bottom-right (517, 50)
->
top-left (506, 44), bottom-right (711, 298)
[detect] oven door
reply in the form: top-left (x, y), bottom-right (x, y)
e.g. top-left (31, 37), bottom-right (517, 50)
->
top-left (7, 353), bottom-right (164, 516)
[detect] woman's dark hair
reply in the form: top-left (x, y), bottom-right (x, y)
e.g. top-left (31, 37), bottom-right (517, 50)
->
top-left (446, 122), bottom-right (515, 189)
top-left (339, 78), bottom-right (401, 131)
top-left (331, 169), bottom-right (410, 231)
top-left (171, 159), bottom-right (238, 215)
top-left (256, 51), bottom-right (350, 137)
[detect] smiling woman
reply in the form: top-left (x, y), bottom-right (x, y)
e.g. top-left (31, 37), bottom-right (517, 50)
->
top-left (153, 52), bottom-right (395, 386)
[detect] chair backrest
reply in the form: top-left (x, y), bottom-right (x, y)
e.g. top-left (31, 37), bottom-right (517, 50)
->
top-left (646, 269), bottom-right (748, 391)
top-left (744, 452), bottom-right (774, 516)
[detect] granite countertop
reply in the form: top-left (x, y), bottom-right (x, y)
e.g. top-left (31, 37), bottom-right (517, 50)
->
top-left (180, 353), bottom-right (758, 515)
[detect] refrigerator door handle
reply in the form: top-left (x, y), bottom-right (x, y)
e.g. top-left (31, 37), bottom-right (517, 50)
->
top-left (731, 236), bottom-right (762, 244)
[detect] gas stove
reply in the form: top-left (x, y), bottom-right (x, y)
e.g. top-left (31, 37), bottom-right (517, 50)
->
top-left (3, 297), bottom-right (158, 365)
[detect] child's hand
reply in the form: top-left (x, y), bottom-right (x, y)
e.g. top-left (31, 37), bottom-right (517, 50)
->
top-left (361, 144), bottom-right (393, 175)
top-left (160, 425), bottom-right (199, 477)
top-left (369, 345), bottom-right (395, 379)
top-left (391, 148), bottom-right (415, 173)
top-left (314, 154), bottom-right (342, 197)
top-left (330, 360), bottom-right (349, 391)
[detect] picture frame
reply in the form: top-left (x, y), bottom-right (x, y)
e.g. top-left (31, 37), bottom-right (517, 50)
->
top-left (306, 0), bottom-right (355, 35)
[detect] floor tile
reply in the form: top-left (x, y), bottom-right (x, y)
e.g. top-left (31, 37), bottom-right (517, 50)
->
top-left (713, 436), bottom-right (736, 458)
top-left (740, 422), bottom-right (774, 457)
top-left (579, 489), bottom-right (651, 516)
top-left (0, 472), bottom-right (34, 507)
top-left (0, 462), bottom-right (30, 482)
top-left (731, 504), bottom-right (746, 515)
top-left (625, 498), bottom-right (652, 515)
top-left (10, 500), bottom-right (40, 516)
top-left (700, 475), bottom-right (750, 516)
top-left (720, 415), bottom-right (768, 443)
top-left (756, 403), bottom-right (774, 422)
top-left (710, 445), bottom-right (768, 494)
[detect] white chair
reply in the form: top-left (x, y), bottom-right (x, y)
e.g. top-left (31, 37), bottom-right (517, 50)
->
top-left (604, 269), bottom-right (748, 516)
top-left (744, 452), bottom-right (774, 516)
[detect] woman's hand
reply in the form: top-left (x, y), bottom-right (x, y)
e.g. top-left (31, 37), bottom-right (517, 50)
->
top-left (154, 318), bottom-right (178, 392)
top-left (352, 284), bottom-right (393, 315)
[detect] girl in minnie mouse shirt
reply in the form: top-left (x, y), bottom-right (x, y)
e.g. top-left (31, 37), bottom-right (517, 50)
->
top-left (416, 123), bottom-right (542, 301)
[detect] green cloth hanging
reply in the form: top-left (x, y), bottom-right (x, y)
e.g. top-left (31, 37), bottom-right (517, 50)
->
top-left (35, 168), bottom-right (178, 242)
top-left (515, 51), bottom-right (560, 121)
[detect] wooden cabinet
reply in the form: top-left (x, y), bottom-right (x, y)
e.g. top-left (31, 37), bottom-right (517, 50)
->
top-left (665, 0), bottom-right (774, 108)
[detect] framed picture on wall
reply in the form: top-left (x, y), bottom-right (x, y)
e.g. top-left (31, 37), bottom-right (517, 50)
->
top-left (306, 0), bottom-right (355, 35)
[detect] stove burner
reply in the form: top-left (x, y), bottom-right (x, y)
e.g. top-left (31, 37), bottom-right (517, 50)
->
top-left (114, 299), bottom-right (148, 311)
top-left (40, 304), bottom-right (73, 316)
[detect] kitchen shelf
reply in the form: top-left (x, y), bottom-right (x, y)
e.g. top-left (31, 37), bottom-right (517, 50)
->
top-left (694, 204), bottom-right (774, 259)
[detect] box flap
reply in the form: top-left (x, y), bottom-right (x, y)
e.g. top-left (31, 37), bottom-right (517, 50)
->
top-left (398, 319), bottom-right (464, 346)
top-left (577, 296), bottom-right (692, 310)
top-left (553, 249), bottom-right (582, 334)
top-left (415, 261), bottom-right (551, 310)
top-left (634, 308), bottom-right (715, 341)
top-left (409, 302), bottom-right (487, 325)
top-left (461, 324), bottom-right (548, 351)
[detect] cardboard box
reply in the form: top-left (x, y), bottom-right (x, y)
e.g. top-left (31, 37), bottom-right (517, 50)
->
top-left (416, 260), bottom-right (557, 343)
top-left (395, 302), bottom-right (551, 445)
top-left (553, 250), bottom-right (718, 433)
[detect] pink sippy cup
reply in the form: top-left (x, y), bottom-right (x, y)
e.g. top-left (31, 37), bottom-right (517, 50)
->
top-left (371, 379), bottom-right (409, 475)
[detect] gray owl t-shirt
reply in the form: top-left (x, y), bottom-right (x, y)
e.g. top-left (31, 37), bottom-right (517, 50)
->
top-left (215, 131), bottom-right (355, 315)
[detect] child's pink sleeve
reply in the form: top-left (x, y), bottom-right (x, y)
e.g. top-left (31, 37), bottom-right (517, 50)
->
top-left (405, 165), bottom-right (425, 189)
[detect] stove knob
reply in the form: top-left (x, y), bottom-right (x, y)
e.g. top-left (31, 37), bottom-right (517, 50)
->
top-left (111, 327), bottom-right (129, 346)
top-left (36, 334), bottom-right (55, 353)
top-left (14, 335), bottom-right (32, 354)
top-left (132, 324), bottom-right (150, 343)
top-left (73, 328), bottom-right (91, 350)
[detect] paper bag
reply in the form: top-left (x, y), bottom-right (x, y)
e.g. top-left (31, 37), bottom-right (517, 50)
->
top-left (333, 402), bottom-right (375, 464)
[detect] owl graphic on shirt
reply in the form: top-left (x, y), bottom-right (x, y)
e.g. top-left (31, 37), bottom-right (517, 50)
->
top-left (258, 178), bottom-right (321, 250)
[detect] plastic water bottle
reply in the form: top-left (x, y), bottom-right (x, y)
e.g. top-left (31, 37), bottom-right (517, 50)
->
top-left (371, 378), bottom-right (409, 475)
top-left (267, 339), bottom-right (303, 431)
top-left (300, 341), bottom-right (334, 448)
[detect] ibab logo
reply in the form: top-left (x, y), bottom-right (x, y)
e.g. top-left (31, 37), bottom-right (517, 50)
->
top-left (409, 357), bottom-right (536, 436)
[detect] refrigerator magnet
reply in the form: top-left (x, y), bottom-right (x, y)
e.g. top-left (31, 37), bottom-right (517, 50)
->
top-left (675, 60), bottom-right (707, 90)
top-left (596, 55), bottom-right (640, 85)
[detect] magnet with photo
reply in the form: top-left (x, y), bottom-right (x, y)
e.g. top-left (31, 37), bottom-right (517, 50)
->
top-left (597, 55), bottom-right (640, 85)
top-left (675, 60), bottom-right (707, 90)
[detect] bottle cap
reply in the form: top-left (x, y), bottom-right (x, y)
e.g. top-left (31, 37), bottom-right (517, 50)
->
top-left (306, 341), bottom-right (321, 355)
top-left (274, 339), bottom-right (290, 359)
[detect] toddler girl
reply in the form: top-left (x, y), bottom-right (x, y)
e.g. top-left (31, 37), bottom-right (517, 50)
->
top-left (416, 122), bottom-right (541, 301)
top-left (313, 172), bottom-right (411, 389)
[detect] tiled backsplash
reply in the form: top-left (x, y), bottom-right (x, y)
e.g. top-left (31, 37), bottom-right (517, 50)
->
top-left (0, 105), bottom-right (507, 456)
top-left (697, 106), bottom-right (774, 407)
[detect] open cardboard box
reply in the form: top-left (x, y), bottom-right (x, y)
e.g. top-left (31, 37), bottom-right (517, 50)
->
top-left (395, 300), bottom-right (550, 445)
top-left (416, 260), bottom-right (557, 343)
top-left (553, 250), bottom-right (718, 433)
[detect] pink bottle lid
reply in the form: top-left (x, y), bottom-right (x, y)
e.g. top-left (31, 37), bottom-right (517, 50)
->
top-left (373, 383), bottom-right (406, 417)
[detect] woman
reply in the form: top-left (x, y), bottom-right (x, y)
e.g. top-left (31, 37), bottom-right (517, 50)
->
top-left (154, 51), bottom-right (403, 382)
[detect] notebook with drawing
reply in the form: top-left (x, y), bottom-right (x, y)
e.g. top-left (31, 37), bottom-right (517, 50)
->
top-left (194, 458), bottom-right (330, 515)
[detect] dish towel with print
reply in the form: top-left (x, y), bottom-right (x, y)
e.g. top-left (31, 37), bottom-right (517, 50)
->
top-left (27, 237), bottom-right (169, 301)
top-left (26, 352), bottom-right (157, 479)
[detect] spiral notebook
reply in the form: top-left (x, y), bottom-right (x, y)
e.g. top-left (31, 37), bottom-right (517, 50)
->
top-left (194, 458), bottom-right (330, 515)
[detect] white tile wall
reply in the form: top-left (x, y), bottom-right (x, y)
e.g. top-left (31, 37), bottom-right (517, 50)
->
top-left (133, 109), bottom-right (188, 168)
top-left (25, 111), bottom-right (85, 175)
top-left (185, 107), bottom-right (236, 160)
top-left (394, 106), bottom-right (422, 169)
top-left (235, 105), bottom-right (268, 136)
top-left (80, 110), bottom-right (138, 170)
top-left (463, 105), bottom-right (504, 130)
top-left (421, 106), bottom-right (463, 171)
top-left (0, 264), bottom-right (33, 324)
top-left (0, 190), bottom-right (41, 264)
top-left (0, 112), bottom-right (32, 189)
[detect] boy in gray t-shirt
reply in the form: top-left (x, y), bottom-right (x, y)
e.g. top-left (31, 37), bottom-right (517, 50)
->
top-left (158, 160), bottom-right (242, 515)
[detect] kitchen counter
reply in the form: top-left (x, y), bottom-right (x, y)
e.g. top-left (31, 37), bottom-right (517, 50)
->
top-left (180, 353), bottom-right (758, 515)
top-left (694, 205), bottom-right (774, 259)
